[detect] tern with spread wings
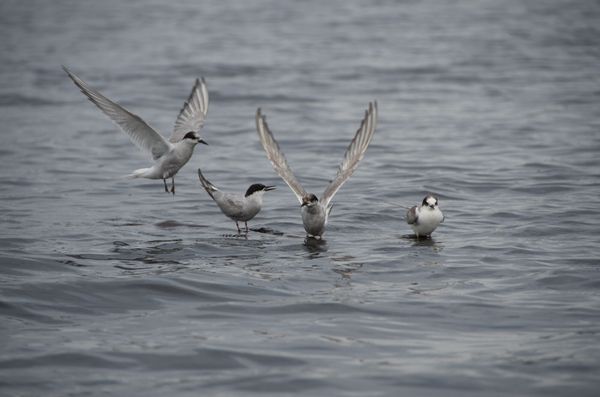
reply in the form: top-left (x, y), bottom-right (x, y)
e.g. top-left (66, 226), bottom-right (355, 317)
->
top-left (63, 66), bottom-right (208, 194)
top-left (256, 102), bottom-right (377, 239)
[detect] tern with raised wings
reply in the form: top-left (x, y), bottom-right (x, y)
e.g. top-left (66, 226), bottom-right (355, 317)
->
top-left (256, 102), bottom-right (377, 238)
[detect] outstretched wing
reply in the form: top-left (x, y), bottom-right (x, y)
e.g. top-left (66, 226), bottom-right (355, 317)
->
top-left (321, 101), bottom-right (378, 207)
top-left (255, 108), bottom-right (307, 203)
top-left (170, 78), bottom-right (209, 143)
top-left (63, 66), bottom-right (170, 160)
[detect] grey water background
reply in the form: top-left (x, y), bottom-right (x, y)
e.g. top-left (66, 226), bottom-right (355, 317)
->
top-left (1, 0), bottom-right (599, 395)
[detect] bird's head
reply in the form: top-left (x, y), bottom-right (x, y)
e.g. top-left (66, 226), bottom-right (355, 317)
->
top-left (301, 194), bottom-right (319, 208)
top-left (183, 131), bottom-right (208, 146)
top-left (245, 183), bottom-right (276, 198)
top-left (422, 195), bottom-right (439, 210)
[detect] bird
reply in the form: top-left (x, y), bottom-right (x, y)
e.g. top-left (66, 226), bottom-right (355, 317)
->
top-left (63, 66), bottom-right (209, 194)
top-left (255, 101), bottom-right (377, 239)
top-left (406, 195), bottom-right (444, 238)
top-left (197, 169), bottom-right (275, 234)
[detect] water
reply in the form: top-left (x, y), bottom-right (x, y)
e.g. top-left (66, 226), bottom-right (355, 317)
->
top-left (1, 0), bottom-right (600, 395)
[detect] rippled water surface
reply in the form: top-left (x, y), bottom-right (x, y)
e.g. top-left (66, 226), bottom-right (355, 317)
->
top-left (1, 0), bottom-right (600, 396)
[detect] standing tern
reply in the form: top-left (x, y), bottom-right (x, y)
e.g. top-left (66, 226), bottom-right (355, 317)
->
top-left (197, 169), bottom-right (275, 234)
top-left (406, 195), bottom-right (444, 238)
top-left (63, 66), bottom-right (208, 194)
top-left (256, 102), bottom-right (377, 239)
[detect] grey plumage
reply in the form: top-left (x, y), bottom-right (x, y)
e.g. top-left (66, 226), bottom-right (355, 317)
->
top-left (197, 169), bottom-right (274, 233)
top-left (256, 101), bottom-right (378, 238)
top-left (63, 66), bottom-right (208, 194)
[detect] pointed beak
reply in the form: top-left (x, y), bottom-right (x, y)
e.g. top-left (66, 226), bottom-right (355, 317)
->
top-left (264, 186), bottom-right (276, 191)
top-left (199, 139), bottom-right (208, 145)
top-left (429, 205), bottom-right (435, 209)
top-left (301, 201), bottom-right (307, 207)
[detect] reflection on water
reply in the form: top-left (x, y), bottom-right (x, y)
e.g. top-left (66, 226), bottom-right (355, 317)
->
top-left (1, 0), bottom-right (600, 396)
top-left (401, 234), bottom-right (444, 251)
top-left (303, 237), bottom-right (328, 258)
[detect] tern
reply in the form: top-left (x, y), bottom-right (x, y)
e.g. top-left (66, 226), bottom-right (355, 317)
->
top-left (256, 102), bottom-right (377, 239)
top-left (63, 66), bottom-right (208, 194)
top-left (406, 195), bottom-right (444, 238)
top-left (197, 169), bottom-right (275, 233)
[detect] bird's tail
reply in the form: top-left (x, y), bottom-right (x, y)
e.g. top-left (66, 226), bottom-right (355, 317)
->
top-left (126, 168), bottom-right (151, 179)
top-left (197, 168), bottom-right (218, 199)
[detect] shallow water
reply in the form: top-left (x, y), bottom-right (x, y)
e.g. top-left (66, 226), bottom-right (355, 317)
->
top-left (1, 0), bottom-right (600, 396)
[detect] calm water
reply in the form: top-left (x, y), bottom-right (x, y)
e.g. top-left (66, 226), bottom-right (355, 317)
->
top-left (1, 0), bottom-right (600, 396)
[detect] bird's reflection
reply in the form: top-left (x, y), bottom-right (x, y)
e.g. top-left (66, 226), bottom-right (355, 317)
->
top-left (402, 234), bottom-right (443, 250)
top-left (303, 237), bottom-right (328, 258)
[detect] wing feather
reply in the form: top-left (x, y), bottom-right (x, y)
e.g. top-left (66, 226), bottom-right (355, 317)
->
top-left (406, 206), bottom-right (419, 225)
top-left (255, 108), bottom-right (307, 203)
top-left (170, 77), bottom-right (209, 142)
top-left (321, 101), bottom-right (378, 207)
top-left (63, 66), bottom-right (170, 160)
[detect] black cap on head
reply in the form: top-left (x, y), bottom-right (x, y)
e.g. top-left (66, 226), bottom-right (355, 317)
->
top-left (183, 131), bottom-right (197, 140)
top-left (245, 184), bottom-right (267, 197)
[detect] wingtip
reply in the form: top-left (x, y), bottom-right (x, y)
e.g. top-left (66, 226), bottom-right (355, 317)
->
top-left (62, 65), bottom-right (74, 78)
top-left (256, 107), bottom-right (267, 123)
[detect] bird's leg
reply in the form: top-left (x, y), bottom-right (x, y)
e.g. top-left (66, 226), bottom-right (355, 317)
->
top-left (163, 179), bottom-right (169, 193)
top-left (244, 222), bottom-right (249, 233)
top-left (170, 177), bottom-right (175, 195)
top-left (235, 222), bottom-right (241, 234)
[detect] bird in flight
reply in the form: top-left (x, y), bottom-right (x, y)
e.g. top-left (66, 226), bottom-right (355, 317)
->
top-left (63, 66), bottom-right (208, 194)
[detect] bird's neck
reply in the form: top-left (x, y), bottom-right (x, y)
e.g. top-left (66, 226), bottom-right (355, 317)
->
top-left (245, 192), bottom-right (264, 205)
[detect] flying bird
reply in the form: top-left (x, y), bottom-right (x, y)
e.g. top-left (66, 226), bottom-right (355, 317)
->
top-left (256, 102), bottom-right (377, 239)
top-left (406, 195), bottom-right (444, 238)
top-left (63, 66), bottom-right (209, 194)
top-left (197, 169), bottom-right (275, 234)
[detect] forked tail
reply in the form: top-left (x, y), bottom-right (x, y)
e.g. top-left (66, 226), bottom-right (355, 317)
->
top-left (197, 168), bottom-right (218, 199)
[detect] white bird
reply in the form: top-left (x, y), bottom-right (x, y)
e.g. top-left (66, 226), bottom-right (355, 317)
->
top-left (197, 169), bottom-right (275, 234)
top-left (256, 102), bottom-right (377, 239)
top-left (406, 195), bottom-right (444, 238)
top-left (63, 66), bottom-right (209, 194)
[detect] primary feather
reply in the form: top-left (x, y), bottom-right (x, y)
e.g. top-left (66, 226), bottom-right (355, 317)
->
top-left (255, 109), bottom-right (308, 203)
top-left (62, 66), bottom-right (171, 160)
top-left (171, 77), bottom-right (209, 143)
top-left (321, 101), bottom-right (377, 207)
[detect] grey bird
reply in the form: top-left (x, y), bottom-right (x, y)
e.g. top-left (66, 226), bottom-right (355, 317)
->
top-left (197, 169), bottom-right (275, 234)
top-left (63, 66), bottom-right (208, 194)
top-left (256, 102), bottom-right (377, 239)
top-left (406, 195), bottom-right (444, 238)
